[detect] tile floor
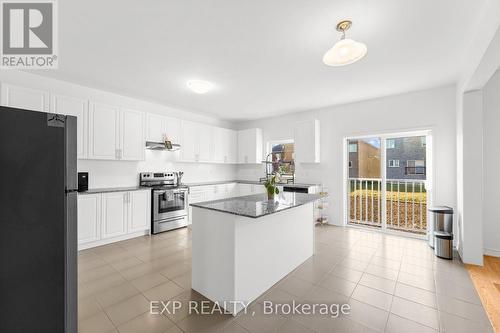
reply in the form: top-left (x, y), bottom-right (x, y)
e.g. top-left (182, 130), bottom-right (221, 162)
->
top-left (78, 225), bottom-right (494, 333)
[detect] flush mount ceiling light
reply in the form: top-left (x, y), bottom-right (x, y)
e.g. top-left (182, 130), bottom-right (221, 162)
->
top-left (323, 20), bottom-right (367, 66)
top-left (186, 80), bottom-right (214, 94)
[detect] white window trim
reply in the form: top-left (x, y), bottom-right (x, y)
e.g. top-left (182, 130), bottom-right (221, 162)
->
top-left (388, 159), bottom-right (400, 167)
top-left (386, 139), bottom-right (395, 149)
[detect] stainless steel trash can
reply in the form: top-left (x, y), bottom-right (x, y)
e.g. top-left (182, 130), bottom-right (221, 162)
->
top-left (434, 231), bottom-right (453, 259)
top-left (428, 206), bottom-right (453, 248)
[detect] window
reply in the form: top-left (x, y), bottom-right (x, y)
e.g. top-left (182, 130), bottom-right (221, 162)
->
top-left (388, 159), bottom-right (400, 167)
top-left (349, 161), bottom-right (352, 168)
top-left (349, 143), bottom-right (358, 153)
top-left (386, 139), bottom-right (395, 149)
top-left (267, 140), bottom-right (295, 179)
top-left (421, 137), bottom-right (426, 147)
top-left (406, 160), bottom-right (425, 175)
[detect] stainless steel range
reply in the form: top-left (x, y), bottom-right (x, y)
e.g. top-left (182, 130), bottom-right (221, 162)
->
top-left (140, 172), bottom-right (188, 234)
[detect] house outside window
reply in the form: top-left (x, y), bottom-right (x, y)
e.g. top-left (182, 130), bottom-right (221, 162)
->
top-left (388, 159), bottom-right (400, 167)
top-left (349, 143), bottom-right (358, 153)
top-left (421, 137), bottom-right (426, 147)
top-left (267, 141), bottom-right (295, 181)
top-left (387, 139), bottom-right (395, 149)
top-left (406, 160), bottom-right (425, 175)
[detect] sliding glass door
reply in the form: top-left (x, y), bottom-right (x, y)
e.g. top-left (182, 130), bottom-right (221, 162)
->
top-left (347, 133), bottom-right (430, 235)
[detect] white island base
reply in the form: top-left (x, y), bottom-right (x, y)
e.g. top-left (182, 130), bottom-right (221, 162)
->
top-left (191, 202), bottom-right (314, 315)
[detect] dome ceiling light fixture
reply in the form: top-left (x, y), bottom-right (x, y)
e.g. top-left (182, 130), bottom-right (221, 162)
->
top-left (186, 79), bottom-right (214, 94)
top-left (322, 20), bottom-right (367, 67)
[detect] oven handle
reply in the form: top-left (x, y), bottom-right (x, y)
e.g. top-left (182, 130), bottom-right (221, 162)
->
top-left (154, 189), bottom-right (186, 195)
top-left (158, 216), bottom-right (186, 224)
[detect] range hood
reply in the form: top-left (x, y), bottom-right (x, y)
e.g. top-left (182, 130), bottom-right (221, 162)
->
top-left (145, 141), bottom-right (181, 151)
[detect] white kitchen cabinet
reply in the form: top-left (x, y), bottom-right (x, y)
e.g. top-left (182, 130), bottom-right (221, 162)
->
top-left (238, 128), bottom-right (262, 164)
top-left (213, 127), bottom-right (238, 164)
top-left (181, 120), bottom-right (213, 162)
top-left (0, 83), bottom-right (49, 112)
top-left (294, 119), bottom-right (320, 163)
top-left (237, 183), bottom-right (253, 196)
top-left (146, 113), bottom-right (180, 144)
top-left (128, 190), bottom-right (151, 233)
top-left (101, 191), bottom-right (128, 239)
top-left (227, 130), bottom-right (238, 163)
top-left (120, 108), bottom-right (145, 160)
top-left (88, 102), bottom-right (120, 160)
top-left (77, 194), bottom-right (101, 245)
top-left (51, 94), bottom-right (88, 159)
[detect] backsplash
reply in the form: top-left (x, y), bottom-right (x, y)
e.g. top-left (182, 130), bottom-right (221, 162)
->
top-left (78, 150), bottom-right (237, 189)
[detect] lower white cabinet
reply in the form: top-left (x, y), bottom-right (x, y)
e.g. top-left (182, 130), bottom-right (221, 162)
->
top-left (78, 189), bottom-right (150, 249)
top-left (101, 191), bottom-right (128, 239)
top-left (77, 194), bottom-right (101, 245)
top-left (128, 190), bottom-right (151, 232)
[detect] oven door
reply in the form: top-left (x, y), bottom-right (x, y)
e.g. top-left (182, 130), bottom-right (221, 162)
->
top-left (153, 189), bottom-right (187, 221)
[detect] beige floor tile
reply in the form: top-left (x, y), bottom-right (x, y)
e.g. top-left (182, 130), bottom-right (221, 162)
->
top-left (160, 262), bottom-right (191, 279)
top-left (390, 296), bottom-right (439, 330)
top-left (95, 282), bottom-right (140, 308)
top-left (318, 273), bottom-right (357, 297)
top-left (104, 294), bottom-right (150, 326)
top-left (120, 262), bottom-right (156, 280)
top-left (276, 319), bottom-right (314, 333)
top-left (436, 293), bottom-right (490, 324)
top-left (235, 302), bottom-right (287, 333)
top-left (359, 273), bottom-right (396, 294)
top-left (364, 263), bottom-right (399, 281)
top-left (329, 266), bottom-right (363, 283)
top-left (78, 311), bottom-right (115, 333)
top-left (386, 314), bottom-right (437, 333)
top-left (163, 325), bottom-right (183, 333)
top-left (79, 296), bottom-right (103, 320)
top-left (351, 285), bottom-right (393, 311)
top-left (79, 257), bottom-right (109, 272)
top-left (394, 282), bottom-right (437, 308)
top-left (142, 281), bottom-right (185, 301)
top-left (177, 312), bottom-right (235, 333)
top-left (439, 311), bottom-right (494, 333)
top-left (131, 272), bottom-right (169, 292)
top-left (109, 257), bottom-right (143, 271)
top-left (397, 271), bottom-right (435, 292)
top-left (117, 312), bottom-right (175, 333)
top-left (171, 271), bottom-right (191, 289)
top-left (370, 256), bottom-right (401, 270)
top-left (276, 275), bottom-right (315, 298)
top-left (80, 273), bottom-right (126, 298)
top-left (347, 299), bottom-right (389, 332)
top-left (79, 265), bottom-right (118, 284)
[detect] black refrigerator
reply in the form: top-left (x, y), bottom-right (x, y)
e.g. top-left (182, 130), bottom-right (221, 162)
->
top-left (0, 106), bottom-right (78, 333)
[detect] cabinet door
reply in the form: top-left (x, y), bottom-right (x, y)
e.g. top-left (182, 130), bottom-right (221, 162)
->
top-left (228, 130), bottom-right (238, 163)
top-left (164, 116), bottom-right (181, 143)
top-left (88, 102), bottom-right (120, 160)
top-left (120, 108), bottom-right (145, 161)
top-left (180, 120), bottom-right (198, 162)
top-left (128, 190), bottom-right (150, 233)
top-left (0, 83), bottom-right (49, 112)
top-left (101, 192), bottom-right (127, 239)
top-left (237, 130), bottom-right (249, 163)
top-left (198, 123), bottom-right (212, 162)
top-left (77, 194), bottom-right (101, 245)
top-left (212, 127), bottom-right (225, 163)
top-left (51, 94), bottom-right (88, 159)
top-left (146, 113), bottom-right (167, 142)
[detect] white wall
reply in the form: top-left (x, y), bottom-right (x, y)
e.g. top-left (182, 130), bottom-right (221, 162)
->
top-left (236, 85), bottom-right (457, 233)
top-left (483, 70), bottom-right (500, 257)
top-left (0, 71), bottom-right (237, 187)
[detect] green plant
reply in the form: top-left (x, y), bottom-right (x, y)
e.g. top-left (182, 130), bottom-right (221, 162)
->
top-left (264, 173), bottom-right (280, 199)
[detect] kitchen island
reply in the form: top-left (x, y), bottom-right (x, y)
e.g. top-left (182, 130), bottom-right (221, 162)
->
top-left (190, 192), bottom-right (320, 315)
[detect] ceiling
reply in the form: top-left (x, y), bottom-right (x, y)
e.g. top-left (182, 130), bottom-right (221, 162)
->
top-left (37, 0), bottom-right (488, 121)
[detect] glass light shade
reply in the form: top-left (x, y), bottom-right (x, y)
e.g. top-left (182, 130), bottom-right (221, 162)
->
top-left (187, 80), bottom-right (214, 94)
top-left (323, 38), bottom-right (367, 66)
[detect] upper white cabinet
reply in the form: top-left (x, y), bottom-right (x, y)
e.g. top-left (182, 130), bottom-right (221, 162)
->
top-left (294, 119), bottom-right (320, 163)
top-left (146, 113), bottom-right (180, 144)
top-left (1, 83), bottom-right (49, 112)
top-left (238, 128), bottom-right (263, 164)
top-left (180, 120), bottom-right (213, 162)
top-left (51, 94), bottom-right (88, 159)
top-left (89, 102), bottom-right (120, 160)
top-left (120, 108), bottom-right (145, 160)
top-left (89, 102), bottom-right (145, 161)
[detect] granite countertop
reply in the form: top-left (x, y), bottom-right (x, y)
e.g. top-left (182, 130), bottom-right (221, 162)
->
top-left (78, 186), bottom-right (150, 195)
top-left (185, 180), bottom-right (320, 188)
top-left (190, 192), bottom-right (321, 218)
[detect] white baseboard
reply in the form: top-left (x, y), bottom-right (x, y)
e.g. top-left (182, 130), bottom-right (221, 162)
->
top-left (484, 248), bottom-right (500, 258)
top-left (78, 230), bottom-right (149, 251)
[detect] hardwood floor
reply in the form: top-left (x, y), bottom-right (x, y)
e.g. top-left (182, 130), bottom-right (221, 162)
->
top-left (466, 255), bottom-right (500, 332)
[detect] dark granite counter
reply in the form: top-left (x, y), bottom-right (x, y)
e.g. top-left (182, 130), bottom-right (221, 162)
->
top-left (78, 186), bottom-right (150, 195)
top-left (185, 180), bottom-right (320, 189)
top-left (190, 192), bottom-right (320, 218)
